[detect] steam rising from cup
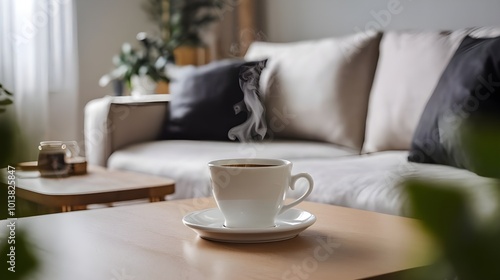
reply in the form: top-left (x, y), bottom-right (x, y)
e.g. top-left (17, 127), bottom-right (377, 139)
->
top-left (228, 60), bottom-right (268, 142)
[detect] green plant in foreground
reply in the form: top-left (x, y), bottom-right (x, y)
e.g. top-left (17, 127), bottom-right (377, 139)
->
top-left (0, 88), bottom-right (39, 279)
top-left (404, 117), bottom-right (500, 280)
top-left (0, 83), bottom-right (13, 114)
top-left (0, 83), bottom-right (15, 167)
top-left (406, 179), bottom-right (500, 280)
top-left (0, 230), bottom-right (39, 280)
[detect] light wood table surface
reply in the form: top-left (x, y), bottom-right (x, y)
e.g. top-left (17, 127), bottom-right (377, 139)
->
top-left (0, 198), bottom-right (434, 280)
top-left (7, 166), bottom-right (175, 212)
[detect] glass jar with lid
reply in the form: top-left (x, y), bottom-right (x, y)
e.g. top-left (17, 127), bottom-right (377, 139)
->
top-left (37, 141), bottom-right (69, 177)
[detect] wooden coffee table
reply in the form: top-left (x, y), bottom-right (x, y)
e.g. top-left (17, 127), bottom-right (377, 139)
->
top-left (5, 165), bottom-right (175, 213)
top-left (0, 198), bottom-right (434, 279)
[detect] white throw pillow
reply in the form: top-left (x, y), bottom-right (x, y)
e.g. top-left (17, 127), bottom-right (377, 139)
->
top-left (468, 26), bottom-right (500, 38)
top-left (246, 32), bottom-right (382, 151)
top-left (362, 30), bottom-right (468, 153)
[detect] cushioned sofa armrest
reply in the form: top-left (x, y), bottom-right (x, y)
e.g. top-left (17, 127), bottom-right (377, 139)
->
top-left (84, 95), bottom-right (170, 167)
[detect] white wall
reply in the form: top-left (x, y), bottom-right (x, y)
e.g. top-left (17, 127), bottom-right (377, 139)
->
top-left (74, 0), bottom-right (155, 151)
top-left (258, 0), bottom-right (500, 42)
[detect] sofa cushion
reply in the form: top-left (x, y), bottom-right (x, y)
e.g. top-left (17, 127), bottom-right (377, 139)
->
top-left (362, 30), bottom-right (469, 153)
top-left (245, 32), bottom-right (382, 151)
top-left (107, 140), bottom-right (357, 200)
top-left (245, 41), bottom-right (304, 62)
top-left (288, 151), bottom-right (498, 216)
top-left (163, 59), bottom-right (265, 141)
top-left (109, 145), bottom-right (496, 216)
top-left (468, 26), bottom-right (500, 38)
top-left (408, 35), bottom-right (500, 177)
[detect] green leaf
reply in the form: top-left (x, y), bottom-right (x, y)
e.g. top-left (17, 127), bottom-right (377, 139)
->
top-left (0, 99), bottom-right (13, 105)
top-left (460, 117), bottom-right (500, 178)
top-left (406, 180), bottom-right (473, 246)
top-left (0, 84), bottom-right (13, 95)
top-left (0, 230), bottom-right (39, 280)
top-left (121, 43), bottom-right (132, 54)
top-left (406, 179), bottom-right (500, 280)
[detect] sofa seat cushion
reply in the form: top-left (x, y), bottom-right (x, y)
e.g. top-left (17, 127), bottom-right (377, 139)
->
top-left (288, 151), bottom-right (497, 216)
top-left (107, 140), bottom-right (357, 200)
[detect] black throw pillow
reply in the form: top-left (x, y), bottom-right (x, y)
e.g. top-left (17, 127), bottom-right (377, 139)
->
top-left (408, 35), bottom-right (500, 177)
top-left (163, 59), bottom-right (266, 141)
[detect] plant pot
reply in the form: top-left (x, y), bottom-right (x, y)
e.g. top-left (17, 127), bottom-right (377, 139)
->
top-left (155, 81), bottom-right (170, 94)
top-left (173, 46), bottom-right (210, 66)
top-left (130, 75), bottom-right (157, 96)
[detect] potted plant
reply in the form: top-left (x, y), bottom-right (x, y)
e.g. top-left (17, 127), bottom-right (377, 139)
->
top-left (142, 0), bottom-right (231, 65)
top-left (99, 32), bottom-right (172, 96)
top-left (100, 1), bottom-right (231, 95)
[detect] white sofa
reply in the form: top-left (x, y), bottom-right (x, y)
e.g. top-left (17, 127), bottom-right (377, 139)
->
top-left (85, 27), bottom-right (500, 216)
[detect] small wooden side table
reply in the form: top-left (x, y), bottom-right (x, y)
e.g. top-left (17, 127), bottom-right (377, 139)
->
top-left (5, 166), bottom-right (175, 213)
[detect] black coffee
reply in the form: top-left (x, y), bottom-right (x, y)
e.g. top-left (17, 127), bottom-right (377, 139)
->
top-left (222, 164), bottom-right (277, 168)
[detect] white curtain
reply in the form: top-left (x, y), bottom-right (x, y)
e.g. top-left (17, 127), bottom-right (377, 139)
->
top-left (0, 0), bottom-right (78, 160)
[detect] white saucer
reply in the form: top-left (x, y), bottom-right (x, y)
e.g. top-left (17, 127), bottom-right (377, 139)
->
top-left (182, 208), bottom-right (316, 243)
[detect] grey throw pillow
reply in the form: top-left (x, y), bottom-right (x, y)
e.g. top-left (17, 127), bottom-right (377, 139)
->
top-left (408, 35), bottom-right (500, 178)
top-left (164, 59), bottom-right (267, 141)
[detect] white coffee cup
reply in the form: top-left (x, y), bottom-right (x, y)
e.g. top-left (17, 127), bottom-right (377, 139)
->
top-left (208, 158), bottom-right (314, 228)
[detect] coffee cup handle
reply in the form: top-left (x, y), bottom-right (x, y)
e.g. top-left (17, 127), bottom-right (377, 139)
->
top-left (279, 173), bottom-right (314, 214)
